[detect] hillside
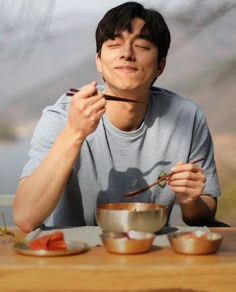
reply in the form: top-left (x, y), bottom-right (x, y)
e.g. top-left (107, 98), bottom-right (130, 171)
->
top-left (161, 55), bottom-right (236, 133)
top-left (1, 5), bottom-right (235, 137)
top-left (0, 4), bottom-right (235, 226)
top-left (213, 133), bottom-right (236, 226)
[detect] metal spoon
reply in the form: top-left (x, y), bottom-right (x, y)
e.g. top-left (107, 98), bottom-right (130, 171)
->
top-left (122, 157), bottom-right (205, 198)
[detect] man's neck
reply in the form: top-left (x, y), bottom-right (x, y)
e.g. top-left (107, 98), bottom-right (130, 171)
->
top-left (105, 100), bottom-right (148, 131)
top-left (103, 84), bottom-right (150, 131)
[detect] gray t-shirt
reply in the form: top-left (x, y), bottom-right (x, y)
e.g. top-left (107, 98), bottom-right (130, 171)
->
top-left (21, 86), bottom-right (221, 227)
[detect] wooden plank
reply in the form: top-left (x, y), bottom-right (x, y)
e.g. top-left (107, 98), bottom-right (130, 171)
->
top-left (1, 227), bottom-right (236, 291)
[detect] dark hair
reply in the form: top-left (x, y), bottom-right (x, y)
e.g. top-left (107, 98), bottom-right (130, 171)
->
top-left (95, 1), bottom-right (171, 64)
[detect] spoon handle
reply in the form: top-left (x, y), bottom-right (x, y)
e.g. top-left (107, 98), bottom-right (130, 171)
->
top-left (123, 157), bottom-right (205, 198)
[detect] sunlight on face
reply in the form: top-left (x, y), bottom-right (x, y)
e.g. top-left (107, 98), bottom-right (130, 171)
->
top-left (96, 18), bottom-right (163, 94)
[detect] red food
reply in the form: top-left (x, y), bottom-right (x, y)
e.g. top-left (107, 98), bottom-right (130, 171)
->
top-left (29, 231), bottom-right (67, 250)
top-left (48, 240), bottom-right (67, 250)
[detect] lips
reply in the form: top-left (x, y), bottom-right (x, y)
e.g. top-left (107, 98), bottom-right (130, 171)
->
top-left (115, 65), bottom-right (138, 72)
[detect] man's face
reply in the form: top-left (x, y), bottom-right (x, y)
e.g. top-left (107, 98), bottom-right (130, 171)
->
top-left (96, 18), bottom-right (164, 93)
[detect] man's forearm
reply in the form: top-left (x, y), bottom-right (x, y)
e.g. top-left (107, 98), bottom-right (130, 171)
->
top-left (13, 126), bottom-right (84, 232)
top-left (180, 194), bottom-right (217, 226)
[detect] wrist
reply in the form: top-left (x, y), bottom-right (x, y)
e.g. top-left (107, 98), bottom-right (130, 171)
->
top-left (62, 124), bottom-right (86, 146)
top-left (179, 195), bottom-right (215, 226)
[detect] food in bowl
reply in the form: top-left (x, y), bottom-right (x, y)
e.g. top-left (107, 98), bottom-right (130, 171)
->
top-left (96, 202), bottom-right (168, 233)
top-left (100, 230), bottom-right (155, 254)
top-left (168, 230), bottom-right (223, 255)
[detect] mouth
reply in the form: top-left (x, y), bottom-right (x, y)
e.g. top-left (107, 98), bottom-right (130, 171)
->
top-left (115, 65), bottom-right (138, 73)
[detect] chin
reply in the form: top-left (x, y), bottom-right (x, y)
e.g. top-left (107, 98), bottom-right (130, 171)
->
top-left (114, 82), bottom-right (142, 91)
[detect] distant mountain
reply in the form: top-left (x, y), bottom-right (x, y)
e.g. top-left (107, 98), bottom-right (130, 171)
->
top-left (158, 6), bottom-right (236, 134)
top-left (0, 12), bottom-right (99, 107)
top-left (160, 55), bottom-right (236, 133)
top-left (1, 7), bottom-right (236, 140)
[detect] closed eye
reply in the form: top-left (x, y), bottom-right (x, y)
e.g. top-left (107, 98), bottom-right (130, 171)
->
top-left (134, 39), bottom-right (152, 50)
top-left (106, 37), bottom-right (122, 48)
top-left (135, 45), bottom-right (150, 50)
top-left (108, 43), bottom-right (121, 47)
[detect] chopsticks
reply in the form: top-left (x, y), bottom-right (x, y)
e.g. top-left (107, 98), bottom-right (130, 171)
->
top-left (66, 88), bottom-right (143, 103)
top-left (123, 157), bottom-right (206, 198)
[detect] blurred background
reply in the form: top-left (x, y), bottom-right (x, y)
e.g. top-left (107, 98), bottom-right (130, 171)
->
top-left (0, 0), bottom-right (235, 226)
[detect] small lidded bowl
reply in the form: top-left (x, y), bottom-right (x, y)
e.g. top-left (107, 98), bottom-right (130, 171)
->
top-left (168, 230), bottom-right (223, 255)
top-left (100, 230), bottom-right (155, 254)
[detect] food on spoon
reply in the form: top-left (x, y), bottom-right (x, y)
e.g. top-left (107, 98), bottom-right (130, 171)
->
top-left (29, 231), bottom-right (67, 250)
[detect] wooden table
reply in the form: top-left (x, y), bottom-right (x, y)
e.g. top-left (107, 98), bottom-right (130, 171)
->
top-left (1, 227), bottom-right (236, 291)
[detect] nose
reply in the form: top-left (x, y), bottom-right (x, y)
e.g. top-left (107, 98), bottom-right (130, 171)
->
top-left (120, 43), bottom-right (135, 61)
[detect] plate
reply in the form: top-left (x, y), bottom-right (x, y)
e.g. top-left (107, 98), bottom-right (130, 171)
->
top-left (13, 240), bottom-right (89, 257)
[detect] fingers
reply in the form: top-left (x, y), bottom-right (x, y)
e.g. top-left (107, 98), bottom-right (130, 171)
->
top-left (169, 168), bottom-right (205, 182)
top-left (67, 81), bottom-right (106, 138)
top-left (169, 162), bottom-right (205, 183)
top-left (77, 93), bottom-right (106, 119)
top-left (171, 161), bottom-right (202, 174)
top-left (70, 81), bottom-right (106, 113)
top-left (71, 81), bottom-right (104, 103)
top-left (168, 161), bottom-right (206, 204)
top-left (72, 81), bottom-right (97, 99)
top-left (168, 178), bottom-right (205, 195)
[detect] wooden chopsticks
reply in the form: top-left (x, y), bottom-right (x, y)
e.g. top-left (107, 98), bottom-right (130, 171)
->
top-left (66, 88), bottom-right (143, 103)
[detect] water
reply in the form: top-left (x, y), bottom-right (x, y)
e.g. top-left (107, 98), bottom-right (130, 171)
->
top-left (0, 139), bottom-right (30, 194)
top-left (0, 139), bottom-right (30, 225)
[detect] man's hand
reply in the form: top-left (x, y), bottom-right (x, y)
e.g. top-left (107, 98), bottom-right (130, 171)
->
top-left (167, 161), bottom-right (206, 205)
top-left (67, 81), bottom-right (106, 141)
top-left (167, 161), bottom-right (217, 225)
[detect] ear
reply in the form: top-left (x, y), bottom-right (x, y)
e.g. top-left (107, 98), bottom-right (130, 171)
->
top-left (156, 57), bottom-right (166, 77)
top-left (95, 53), bottom-right (102, 73)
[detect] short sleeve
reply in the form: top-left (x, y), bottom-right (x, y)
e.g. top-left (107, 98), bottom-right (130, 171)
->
top-left (189, 109), bottom-right (221, 198)
top-left (21, 95), bottom-right (69, 178)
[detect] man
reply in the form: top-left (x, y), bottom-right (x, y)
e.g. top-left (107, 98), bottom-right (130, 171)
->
top-left (13, 1), bottom-right (220, 232)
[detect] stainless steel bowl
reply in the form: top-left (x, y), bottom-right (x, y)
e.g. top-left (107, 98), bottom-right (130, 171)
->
top-left (168, 231), bottom-right (223, 255)
top-left (100, 230), bottom-right (155, 254)
top-left (96, 202), bottom-right (168, 233)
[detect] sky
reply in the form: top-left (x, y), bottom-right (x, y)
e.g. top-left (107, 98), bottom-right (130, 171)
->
top-left (1, 0), bottom-right (235, 107)
top-left (51, 0), bottom-right (235, 17)
top-left (53, 0), bottom-right (127, 15)
top-left (51, 0), bottom-right (187, 17)
top-left (53, 0), bottom-right (155, 16)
